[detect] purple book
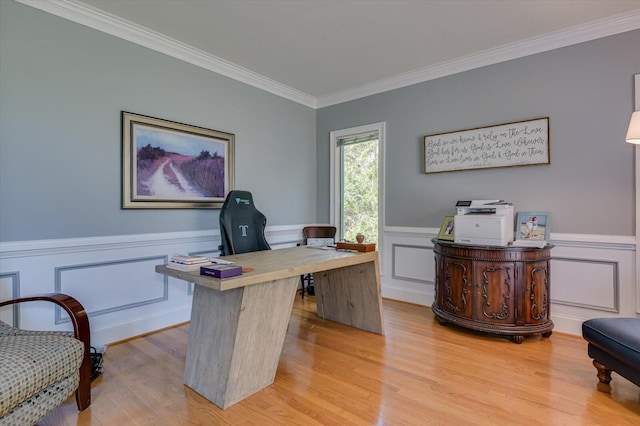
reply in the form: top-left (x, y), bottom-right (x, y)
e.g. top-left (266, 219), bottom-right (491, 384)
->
top-left (200, 264), bottom-right (243, 279)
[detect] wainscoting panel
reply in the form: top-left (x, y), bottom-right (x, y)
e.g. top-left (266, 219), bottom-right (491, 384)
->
top-left (381, 228), bottom-right (434, 306)
top-left (1, 226), bottom-right (634, 342)
top-left (545, 238), bottom-right (636, 335)
top-left (0, 226), bottom-right (304, 345)
top-left (54, 256), bottom-right (169, 324)
top-left (550, 257), bottom-right (618, 312)
top-left (392, 244), bottom-right (433, 283)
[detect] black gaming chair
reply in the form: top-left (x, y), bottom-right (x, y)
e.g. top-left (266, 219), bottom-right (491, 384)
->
top-left (218, 190), bottom-right (271, 256)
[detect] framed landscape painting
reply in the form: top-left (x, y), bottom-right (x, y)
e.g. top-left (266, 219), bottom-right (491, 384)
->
top-left (122, 112), bottom-right (234, 209)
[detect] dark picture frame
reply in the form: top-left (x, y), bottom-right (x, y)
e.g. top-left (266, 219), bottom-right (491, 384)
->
top-left (121, 112), bottom-right (234, 209)
top-left (438, 216), bottom-right (455, 241)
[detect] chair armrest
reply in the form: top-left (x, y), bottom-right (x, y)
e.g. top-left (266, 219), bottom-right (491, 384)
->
top-left (0, 293), bottom-right (91, 410)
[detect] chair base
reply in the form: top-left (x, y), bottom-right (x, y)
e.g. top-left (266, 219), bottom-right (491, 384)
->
top-left (299, 274), bottom-right (315, 298)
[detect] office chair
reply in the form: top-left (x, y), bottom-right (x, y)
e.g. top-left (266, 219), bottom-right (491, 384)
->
top-left (219, 190), bottom-right (271, 256)
top-left (300, 225), bottom-right (337, 298)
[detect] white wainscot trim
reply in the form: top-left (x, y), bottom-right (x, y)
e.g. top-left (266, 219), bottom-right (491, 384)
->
top-left (0, 225), bottom-right (304, 346)
top-left (3, 225), bottom-right (631, 343)
top-left (381, 227), bottom-right (637, 336)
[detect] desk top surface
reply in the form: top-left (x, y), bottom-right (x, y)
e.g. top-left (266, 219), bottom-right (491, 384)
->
top-left (156, 246), bottom-right (378, 291)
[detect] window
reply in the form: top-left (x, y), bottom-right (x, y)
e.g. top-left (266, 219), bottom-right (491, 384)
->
top-left (330, 123), bottom-right (385, 247)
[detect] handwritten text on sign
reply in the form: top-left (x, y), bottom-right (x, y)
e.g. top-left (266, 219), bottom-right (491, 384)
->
top-left (423, 117), bottom-right (549, 174)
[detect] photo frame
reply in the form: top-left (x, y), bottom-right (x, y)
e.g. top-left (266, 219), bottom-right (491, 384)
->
top-left (438, 216), bottom-right (455, 241)
top-left (515, 212), bottom-right (550, 241)
top-left (122, 111), bottom-right (234, 209)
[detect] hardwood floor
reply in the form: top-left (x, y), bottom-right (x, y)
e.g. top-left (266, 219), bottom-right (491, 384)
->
top-left (40, 297), bottom-right (639, 425)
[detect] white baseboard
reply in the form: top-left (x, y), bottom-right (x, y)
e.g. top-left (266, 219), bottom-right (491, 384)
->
top-left (94, 306), bottom-right (192, 347)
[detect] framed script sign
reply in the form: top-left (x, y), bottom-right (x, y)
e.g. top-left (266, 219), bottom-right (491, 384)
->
top-left (423, 117), bottom-right (549, 174)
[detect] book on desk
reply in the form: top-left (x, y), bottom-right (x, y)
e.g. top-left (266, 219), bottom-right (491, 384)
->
top-left (166, 261), bottom-right (212, 272)
top-left (166, 254), bottom-right (212, 271)
top-left (166, 254), bottom-right (239, 272)
top-left (200, 264), bottom-right (243, 279)
top-left (170, 254), bottom-right (210, 264)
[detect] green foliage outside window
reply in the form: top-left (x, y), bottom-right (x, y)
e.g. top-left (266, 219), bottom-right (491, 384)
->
top-left (342, 139), bottom-right (378, 245)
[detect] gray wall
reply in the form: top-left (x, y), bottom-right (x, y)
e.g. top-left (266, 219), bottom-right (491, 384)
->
top-left (317, 29), bottom-right (640, 236)
top-left (2, 1), bottom-right (639, 242)
top-left (0, 1), bottom-right (316, 242)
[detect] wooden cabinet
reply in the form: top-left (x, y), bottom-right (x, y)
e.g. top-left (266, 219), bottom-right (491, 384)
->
top-left (432, 239), bottom-right (553, 343)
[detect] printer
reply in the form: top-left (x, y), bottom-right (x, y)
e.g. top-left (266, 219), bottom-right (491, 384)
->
top-left (454, 200), bottom-right (514, 246)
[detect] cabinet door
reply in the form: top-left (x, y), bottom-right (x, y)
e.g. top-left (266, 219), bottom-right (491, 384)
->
top-left (522, 261), bottom-right (550, 324)
top-left (440, 257), bottom-right (474, 319)
top-left (474, 262), bottom-right (516, 325)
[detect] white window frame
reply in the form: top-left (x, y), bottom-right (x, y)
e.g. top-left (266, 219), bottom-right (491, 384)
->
top-left (329, 122), bottom-right (386, 255)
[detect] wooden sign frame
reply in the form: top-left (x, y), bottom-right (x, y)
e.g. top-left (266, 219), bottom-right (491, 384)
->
top-left (423, 117), bottom-right (550, 174)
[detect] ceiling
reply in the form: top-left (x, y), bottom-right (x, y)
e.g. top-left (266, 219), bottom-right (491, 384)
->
top-left (24, 0), bottom-right (640, 107)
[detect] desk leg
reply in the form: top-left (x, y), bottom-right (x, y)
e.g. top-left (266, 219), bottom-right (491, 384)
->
top-left (184, 276), bottom-right (298, 409)
top-left (314, 258), bottom-right (385, 335)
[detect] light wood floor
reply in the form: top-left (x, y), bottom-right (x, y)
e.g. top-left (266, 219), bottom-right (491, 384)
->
top-left (40, 297), bottom-right (639, 425)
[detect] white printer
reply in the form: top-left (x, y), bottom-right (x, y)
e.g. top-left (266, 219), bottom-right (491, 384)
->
top-left (454, 200), bottom-right (514, 246)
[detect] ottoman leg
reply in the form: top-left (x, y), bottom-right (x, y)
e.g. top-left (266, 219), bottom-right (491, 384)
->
top-left (593, 360), bottom-right (612, 393)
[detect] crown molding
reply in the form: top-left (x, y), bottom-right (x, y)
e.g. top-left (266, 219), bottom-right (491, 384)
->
top-left (16, 1), bottom-right (640, 110)
top-left (316, 8), bottom-right (640, 108)
top-left (16, 0), bottom-right (318, 108)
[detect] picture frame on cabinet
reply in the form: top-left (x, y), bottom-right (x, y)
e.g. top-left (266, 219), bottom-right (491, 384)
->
top-left (515, 212), bottom-right (550, 241)
top-left (121, 111), bottom-right (235, 209)
top-left (437, 216), bottom-right (455, 241)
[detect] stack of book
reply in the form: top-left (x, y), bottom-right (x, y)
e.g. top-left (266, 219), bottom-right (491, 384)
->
top-left (166, 254), bottom-right (212, 271)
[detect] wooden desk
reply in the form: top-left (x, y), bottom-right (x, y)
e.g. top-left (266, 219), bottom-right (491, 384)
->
top-left (155, 246), bottom-right (384, 409)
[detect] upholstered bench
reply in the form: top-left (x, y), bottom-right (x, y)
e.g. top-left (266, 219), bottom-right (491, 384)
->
top-left (582, 317), bottom-right (640, 392)
top-left (0, 294), bottom-right (91, 425)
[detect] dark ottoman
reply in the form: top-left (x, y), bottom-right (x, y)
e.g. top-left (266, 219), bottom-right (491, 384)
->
top-left (582, 317), bottom-right (640, 392)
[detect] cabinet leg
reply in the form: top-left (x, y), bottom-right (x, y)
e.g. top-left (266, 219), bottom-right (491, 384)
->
top-left (436, 316), bottom-right (448, 326)
top-left (542, 331), bottom-right (552, 338)
top-left (512, 335), bottom-right (524, 344)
